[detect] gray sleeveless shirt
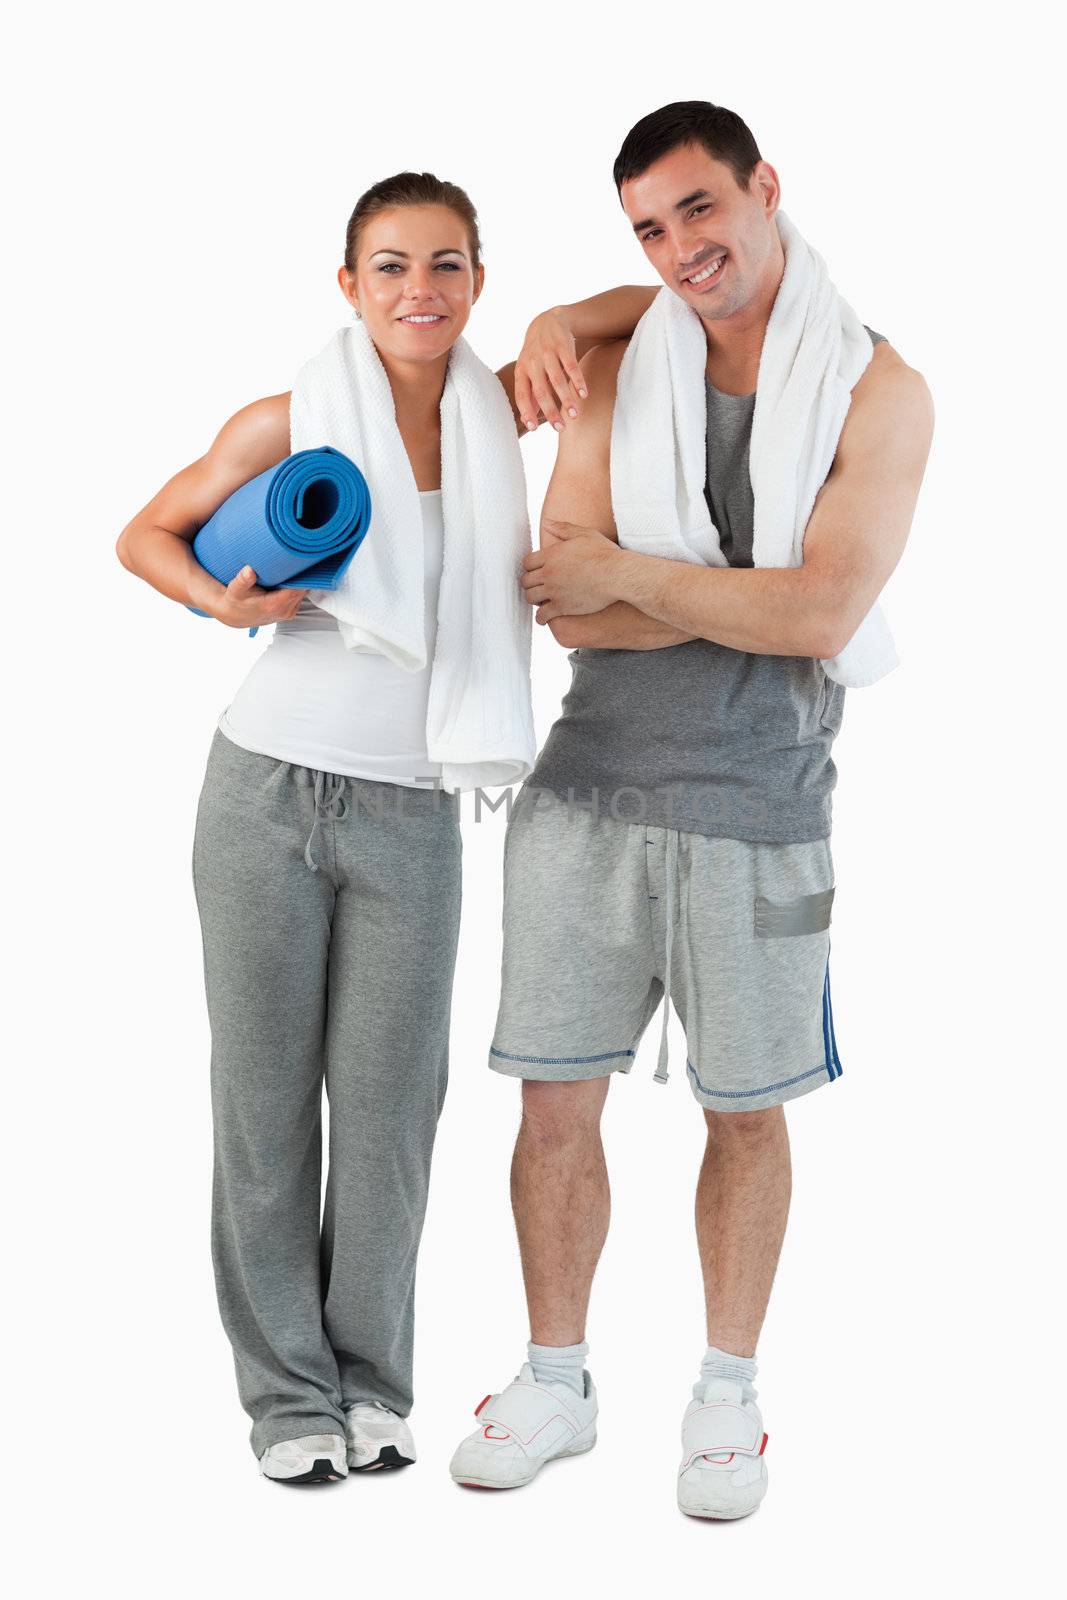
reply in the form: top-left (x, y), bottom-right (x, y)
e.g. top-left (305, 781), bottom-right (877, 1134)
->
top-left (527, 329), bottom-right (886, 843)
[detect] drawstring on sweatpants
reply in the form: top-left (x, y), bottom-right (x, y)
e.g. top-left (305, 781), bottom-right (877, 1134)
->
top-left (304, 770), bottom-right (349, 872)
top-left (653, 829), bottom-right (679, 1085)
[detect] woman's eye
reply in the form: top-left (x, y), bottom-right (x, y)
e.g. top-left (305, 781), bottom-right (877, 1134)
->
top-left (378, 262), bottom-right (403, 273)
top-left (436, 262), bottom-right (461, 271)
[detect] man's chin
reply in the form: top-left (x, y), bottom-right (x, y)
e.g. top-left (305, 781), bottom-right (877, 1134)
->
top-left (671, 284), bottom-right (740, 323)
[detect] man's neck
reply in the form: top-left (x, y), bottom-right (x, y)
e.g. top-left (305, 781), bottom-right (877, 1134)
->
top-left (702, 244), bottom-right (785, 396)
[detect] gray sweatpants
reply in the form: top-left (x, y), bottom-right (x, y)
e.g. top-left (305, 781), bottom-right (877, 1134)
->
top-left (192, 728), bottom-right (462, 1456)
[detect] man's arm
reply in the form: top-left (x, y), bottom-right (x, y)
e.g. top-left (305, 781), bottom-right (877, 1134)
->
top-left (531, 344), bottom-right (934, 659)
top-left (539, 341), bottom-right (695, 652)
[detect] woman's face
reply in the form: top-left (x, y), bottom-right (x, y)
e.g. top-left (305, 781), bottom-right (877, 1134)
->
top-left (342, 204), bottom-right (483, 367)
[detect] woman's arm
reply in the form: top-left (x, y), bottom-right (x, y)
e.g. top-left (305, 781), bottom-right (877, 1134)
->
top-left (496, 284), bottom-right (657, 435)
top-left (115, 393), bottom-right (309, 629)
top-left (548, 285), bottom-right (659, 359)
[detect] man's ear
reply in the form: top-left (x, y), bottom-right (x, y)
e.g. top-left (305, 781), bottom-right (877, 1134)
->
top-left (752, 161), bottom-right (781, 219)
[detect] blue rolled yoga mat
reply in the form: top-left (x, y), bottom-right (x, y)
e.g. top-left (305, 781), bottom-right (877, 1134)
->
top-left (188, 446), bottom-right (371, 617)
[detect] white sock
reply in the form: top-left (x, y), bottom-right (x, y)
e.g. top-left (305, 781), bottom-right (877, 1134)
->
top-left (695, 1343), bottom-right (758, 1399)
top-left (527, 1340), bottom-right (588, 1397)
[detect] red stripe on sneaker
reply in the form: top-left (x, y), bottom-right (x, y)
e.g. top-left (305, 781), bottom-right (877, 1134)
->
top-left (474, 1394), bottom-right (491, 1417)
top-left (759, 1432), bottom-right (769, 1456)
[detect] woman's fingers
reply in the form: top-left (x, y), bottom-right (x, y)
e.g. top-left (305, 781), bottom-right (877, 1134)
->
top-left (264, 587), bottom-right (306, 621)
top-left (514, 364), bottom-right (538, 432)
top-left (540, 353), bottom-right (578, 421)
top-left (530, 369), bottom-right (564, 432)
top-left (564, 353), bottom-right (588, 402)
top-left (222, 569), bottom-right (308, 626)
top-left (513, 307), bottom-right (589, 435)
top-left (227, 565), bottom-right (258, 596)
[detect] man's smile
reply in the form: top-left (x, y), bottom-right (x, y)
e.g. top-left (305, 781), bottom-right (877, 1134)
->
top-left (681, 251), bottom-right (727, 290)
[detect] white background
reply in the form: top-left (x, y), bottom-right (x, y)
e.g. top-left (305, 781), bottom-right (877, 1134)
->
top-left (5, 2), bottom-right (1063, 1594)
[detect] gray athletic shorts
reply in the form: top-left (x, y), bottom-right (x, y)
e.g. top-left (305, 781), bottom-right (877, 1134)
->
top-left (489, 786), bottom-right (843, 1112)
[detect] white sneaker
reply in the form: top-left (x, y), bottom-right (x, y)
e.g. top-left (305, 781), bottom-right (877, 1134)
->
top-left (449, 1362), bottom-right (598, 1489)
top-left (344, 1401), bottom-right (416, 1472)
top-left (259, 1433), bottom-right (348, 1485)
top-left (677, 1378), bottom-right (769, 1519)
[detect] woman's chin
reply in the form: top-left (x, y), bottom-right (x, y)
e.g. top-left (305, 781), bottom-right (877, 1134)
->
top-left (373, 317), bottom-right (467, 364)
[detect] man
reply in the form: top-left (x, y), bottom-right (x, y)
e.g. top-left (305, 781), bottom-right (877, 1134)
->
top-left (449, 102), bottom-right (932, 1518)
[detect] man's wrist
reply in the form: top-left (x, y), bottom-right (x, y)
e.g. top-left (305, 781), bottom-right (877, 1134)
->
top-left (606, 545), bottom-right (650, 607)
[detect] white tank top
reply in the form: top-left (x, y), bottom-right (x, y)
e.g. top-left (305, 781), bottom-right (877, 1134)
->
top-left (218, 490), bottom-right (444, 786)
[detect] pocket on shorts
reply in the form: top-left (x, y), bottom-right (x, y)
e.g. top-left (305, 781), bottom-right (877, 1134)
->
top-left (754, 884), bottom-right (835, 938)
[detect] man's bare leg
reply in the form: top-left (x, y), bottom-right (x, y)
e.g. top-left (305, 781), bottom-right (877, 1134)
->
top-left (696, 1106), bottom-right (792, 1355)
top-left (510, 1078), bottom-right (611, 1344)
top-left (448, 1078), bottom-right (605, 1486)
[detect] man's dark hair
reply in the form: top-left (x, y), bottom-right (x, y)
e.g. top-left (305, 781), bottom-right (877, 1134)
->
top-left (612, 101), bottom-right (762, 194)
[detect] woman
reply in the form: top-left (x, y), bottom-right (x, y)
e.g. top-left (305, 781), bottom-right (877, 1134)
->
top-left (116, 170), bottom-right (648, 1485)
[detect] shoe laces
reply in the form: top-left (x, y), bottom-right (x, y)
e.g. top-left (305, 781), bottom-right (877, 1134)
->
top-left (348, 1401), bottom-right (399, 1422)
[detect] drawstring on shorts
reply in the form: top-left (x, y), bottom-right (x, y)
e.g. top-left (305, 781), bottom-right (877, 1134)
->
top-left (304, 770), bottom-right (349, 871)
top-left (653, 828), bottom-right (679, 1085)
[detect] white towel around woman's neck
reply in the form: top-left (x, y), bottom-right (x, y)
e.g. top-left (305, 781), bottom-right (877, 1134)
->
top-left (610, 211), bottom-right (898, 688)
top-left (290, 321), bottom-right (536, 791)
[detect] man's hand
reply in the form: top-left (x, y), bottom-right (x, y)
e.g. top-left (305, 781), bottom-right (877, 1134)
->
top-left (522, 519), bottom-right (624, 622)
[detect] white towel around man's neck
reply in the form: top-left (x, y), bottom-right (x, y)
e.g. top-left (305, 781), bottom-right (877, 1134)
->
top-left (289, 321), bottom-right (536, 791)
top-left (610, 210), bottom-right (898, 688)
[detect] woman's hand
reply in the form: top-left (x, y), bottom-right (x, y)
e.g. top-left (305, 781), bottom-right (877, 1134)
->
top-left (514, 308), bottom-right (589, 434)
top-left (193, 564), bottom-right (308, 628)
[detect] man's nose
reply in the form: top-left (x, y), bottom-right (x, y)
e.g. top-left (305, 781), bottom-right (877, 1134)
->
top-left (674, 239), bottom-right (702, 274)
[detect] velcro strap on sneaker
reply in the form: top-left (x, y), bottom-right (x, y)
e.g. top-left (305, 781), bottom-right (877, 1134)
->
top-left (680, 1403), bottom-right (764, 1470)
top-left (476, 1382), bottom-right (581, 1449)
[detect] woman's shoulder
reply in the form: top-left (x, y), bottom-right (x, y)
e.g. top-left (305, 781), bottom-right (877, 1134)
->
top-left (204, 393), bottom-right (293, 487)
top-left (227, 391), bottom-right (292, 445)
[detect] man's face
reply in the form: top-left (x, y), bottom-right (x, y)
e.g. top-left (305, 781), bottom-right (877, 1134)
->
top-left (620, 143), bottom-right (780, 322)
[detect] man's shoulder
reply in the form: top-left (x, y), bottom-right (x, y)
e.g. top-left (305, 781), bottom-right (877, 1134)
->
top-left (853, 339), bottom-right (930, 406)
top-left (553, 339), bottom-right (628, 466)
top-left (580, 338), bottom-right (629, 417)
top-left (580, 336), bottom-right (629, 386)
top-left (838, 336), bottom-right (927, 467)
top-left (845, 340), bottom-right (934, 451)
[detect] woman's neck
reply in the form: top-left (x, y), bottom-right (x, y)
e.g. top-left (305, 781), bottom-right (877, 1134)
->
top-left (377, 348), bottom-right (448, 429)
top-left (376, 346), bottom-right (446, 492)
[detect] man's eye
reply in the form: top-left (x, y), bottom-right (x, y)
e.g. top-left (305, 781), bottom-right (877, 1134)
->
top-left (642, 229), bottom-right (662, 242)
